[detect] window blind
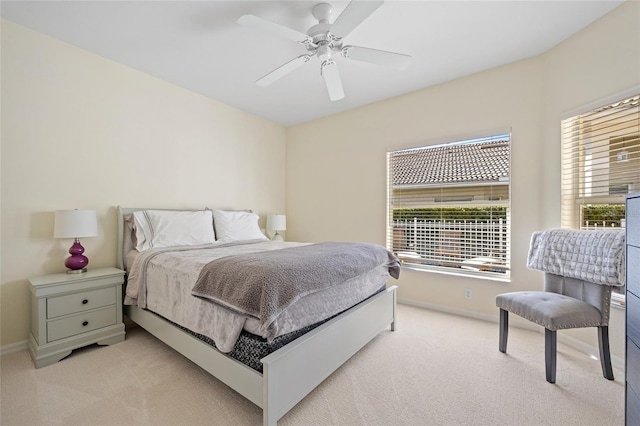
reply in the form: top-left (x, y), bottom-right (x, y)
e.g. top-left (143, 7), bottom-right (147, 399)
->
top-left (386, 134), bottom-right (511, 277)
top-left (561, 94), bottom-right (640, 229)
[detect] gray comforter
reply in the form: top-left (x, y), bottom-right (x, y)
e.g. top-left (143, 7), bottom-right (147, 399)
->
top-left (191, 241), bottom-right (400, 341)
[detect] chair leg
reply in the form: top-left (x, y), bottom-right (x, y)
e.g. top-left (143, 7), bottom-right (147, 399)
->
top-left (499, 309), bottom-right (508, 353)
top-left (545, 329), bottom-right (556, 384)
top-left (598, 326), bottom-right (614, 380)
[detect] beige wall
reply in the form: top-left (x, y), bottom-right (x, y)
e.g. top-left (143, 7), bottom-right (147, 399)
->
top-left (286, 51), bottom-right (544, 318)
top-left (0, 21), bottom-right (286, 346)
top-left (286, 1), bottom-right (640, 359)
top-left (539, 1), bottom-right (640, 356)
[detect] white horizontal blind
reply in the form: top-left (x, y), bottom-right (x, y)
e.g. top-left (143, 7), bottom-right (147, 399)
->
top-left (386, 135), bottom-right (511, 277)
top-left (561, 94), bottom-right (640, 229)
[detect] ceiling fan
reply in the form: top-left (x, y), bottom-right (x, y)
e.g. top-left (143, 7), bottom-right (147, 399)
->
top-left (238, 0), bottom-right (411, 101)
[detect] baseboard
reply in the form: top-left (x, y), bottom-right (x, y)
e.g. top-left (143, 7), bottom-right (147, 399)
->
top-left (397, 298), bottom-right (625, 373)
top-left (397, 297), bottom-right (540, 332)
top-left (1, 339), bottom-right (28, 356)
top-left (557, 333), bottom-right (625, 372)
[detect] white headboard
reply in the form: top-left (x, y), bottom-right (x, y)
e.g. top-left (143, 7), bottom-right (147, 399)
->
top-left (116, 206), bottom-right (145, 271)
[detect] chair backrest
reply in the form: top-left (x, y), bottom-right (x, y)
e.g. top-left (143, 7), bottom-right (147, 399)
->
top-left (544, 273), bottom-right (612, 325)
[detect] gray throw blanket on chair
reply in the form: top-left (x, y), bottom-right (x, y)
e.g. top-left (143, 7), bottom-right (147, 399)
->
top-left (526, 228), bottom-right (625, 286)
top-left (191, 241), bottom-right (400, 341)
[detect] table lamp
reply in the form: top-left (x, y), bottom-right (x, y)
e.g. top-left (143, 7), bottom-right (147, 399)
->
top-left (266, 214), bottom-right (286, 241)
top-left (54, 209), bottom-right (98, 273)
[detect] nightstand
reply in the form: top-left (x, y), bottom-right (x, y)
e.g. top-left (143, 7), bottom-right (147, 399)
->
top-left (28, 267), bottom-right (126, 368)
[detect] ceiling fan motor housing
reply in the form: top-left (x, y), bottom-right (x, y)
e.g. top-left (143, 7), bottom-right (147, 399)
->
top-left (307, 3), bottom-right (343, 58)
top-left (312, 3), bottom-right (334, 23)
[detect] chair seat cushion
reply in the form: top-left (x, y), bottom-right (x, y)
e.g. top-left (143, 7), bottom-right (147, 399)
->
top-left (496, 291), bottom-right (604, 331)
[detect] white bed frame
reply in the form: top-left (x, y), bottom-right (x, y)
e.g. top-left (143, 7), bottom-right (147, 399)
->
top-left (116, 207), bottom-right (397, 425)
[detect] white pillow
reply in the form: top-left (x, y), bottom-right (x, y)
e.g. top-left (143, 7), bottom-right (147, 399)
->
top-left (212, 209), bottom-right (268, 242)
top-left (133, 210), bottom-right (215, 251)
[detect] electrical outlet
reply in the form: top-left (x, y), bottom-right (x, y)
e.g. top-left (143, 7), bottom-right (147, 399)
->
top-left (464, 288), bottom-right (472, 299)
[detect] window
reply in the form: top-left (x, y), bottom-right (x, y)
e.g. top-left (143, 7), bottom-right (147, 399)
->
top-left (561, 94), bottom-right (640, 229)
top-left (561, 93), bottom-right (640, 304)
top-left (386, 134), bottom-right (511, 279)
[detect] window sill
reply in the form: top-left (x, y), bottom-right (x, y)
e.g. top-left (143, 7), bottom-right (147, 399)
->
top-left (611, 293), bottom-right (626, 310)
top-left (401, 265), bottom-right (624, 304)
top-left (400, 263), bottom-right (511, 283)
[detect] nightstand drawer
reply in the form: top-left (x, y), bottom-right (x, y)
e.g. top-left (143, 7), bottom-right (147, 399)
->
top-left (628, 338), bottom-right (640, 395)
top-left (47, 306), bottom-right (117, 342)
top-left (628, 196), bottom-right (640, 247)
top-left (47, 287), bottom-right (116, 319)
top-left (629, 292), bottom-right (640, 344)
top-left (629, 245), bottom-right (640, 298)
top-left (629, 381), bottom-right (640, 426)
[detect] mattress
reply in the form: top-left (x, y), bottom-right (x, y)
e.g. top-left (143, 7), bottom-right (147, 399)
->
top-left (125, 240), bottom-right (392, 353)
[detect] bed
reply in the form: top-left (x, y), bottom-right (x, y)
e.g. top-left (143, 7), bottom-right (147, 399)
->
top-left (116, 206), bottom-right (399, 425)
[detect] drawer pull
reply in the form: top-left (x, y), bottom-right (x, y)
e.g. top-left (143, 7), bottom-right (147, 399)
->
top-left (82, 321), bottom-right (89, 326)
top-left (82, 299), bottom-right (89, 305)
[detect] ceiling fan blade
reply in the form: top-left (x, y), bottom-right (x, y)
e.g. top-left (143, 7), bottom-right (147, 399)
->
top-left (329, 0), bottom-right (384, 40)
top-left (342, 45), bottom-right (411, 70)
top-left (238, 14), bottom-right (312, 44)
top-left (321, 60), bottom-right (344, 101)
top-left (256, 55), bottom-right (312, 86)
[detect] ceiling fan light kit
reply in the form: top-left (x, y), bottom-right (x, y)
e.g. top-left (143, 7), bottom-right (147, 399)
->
top-left (238, 0), bottom-right (411, 102)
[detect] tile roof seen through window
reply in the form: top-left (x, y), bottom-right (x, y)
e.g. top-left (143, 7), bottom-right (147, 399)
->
top-left (392, 139), bottom-right (510, 186)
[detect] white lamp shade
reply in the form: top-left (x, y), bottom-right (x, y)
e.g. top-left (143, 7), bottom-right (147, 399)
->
top-left (54, 210), bottom-right (98, 239)
top-left (266, 214), bottom-right (286, 231)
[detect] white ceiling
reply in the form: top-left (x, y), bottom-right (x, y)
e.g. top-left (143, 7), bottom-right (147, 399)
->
top-left (1, 1), bottom-right (623, 126)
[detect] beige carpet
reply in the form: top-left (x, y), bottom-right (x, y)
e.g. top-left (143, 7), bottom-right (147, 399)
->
top-left (1, 304), bottom-right (625, 425)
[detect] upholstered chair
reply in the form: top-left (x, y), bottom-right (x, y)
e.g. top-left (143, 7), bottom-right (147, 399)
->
top-left (496, 272), bottom-right (614, 384)
top-left (498, 228), bottom-right (624, 383)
